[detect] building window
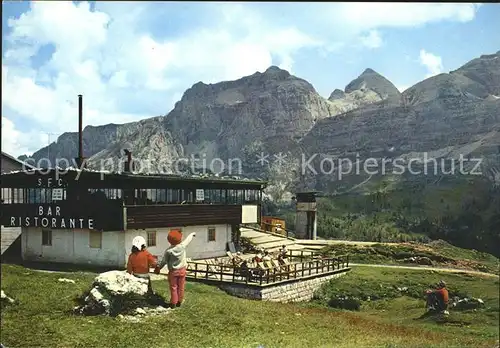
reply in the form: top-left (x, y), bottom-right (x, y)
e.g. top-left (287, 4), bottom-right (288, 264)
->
top-left (244, 189), bottom-right (259, 203)
top-left (89, 230), bottom-right (102, 249)
top-left (42, 229), bottom-right (52, 246)
top-left (147, 231), bottom-right (157, 247)
top-left (88, 188), bottom-right (122, 200)
top-left (1, 188), bottom-right (12, 204)
top-left (208, 227), bottom-right (216, 242)
top-left (26, 188), bottom-right (56, 203)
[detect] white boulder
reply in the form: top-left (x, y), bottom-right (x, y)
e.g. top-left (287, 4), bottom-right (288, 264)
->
top-left (74, 270), bottom-right (168, 317)
top-left (1, 290), bottom-right (15, 303)
top-left (58, 278), bottom-right (76, 284)
top-left (94, 271), bottom-right (149, 296)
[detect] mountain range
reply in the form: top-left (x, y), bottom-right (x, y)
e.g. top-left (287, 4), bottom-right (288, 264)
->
top-left (22, 51), bottom-right (500, 199)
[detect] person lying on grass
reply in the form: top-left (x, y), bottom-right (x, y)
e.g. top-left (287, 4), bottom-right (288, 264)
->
top-left (156, 230), bottom-right (196, 309)
top-left (127, 236), bottom-right (160, 295)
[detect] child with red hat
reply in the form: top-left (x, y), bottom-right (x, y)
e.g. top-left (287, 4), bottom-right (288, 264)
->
top-left (156, 229), bottom-right (196, 308)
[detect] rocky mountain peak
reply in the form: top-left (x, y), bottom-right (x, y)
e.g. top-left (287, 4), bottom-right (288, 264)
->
top-left (328, 89), bottom-right (345, 101)
top-left (452, 50), bottom-right (500, 96)
top-left (178, 81), bottom-right (212, 102)
top-left (256, 65), bottom-right (292, 82)
top-left (179, 66), bottom-right (299, 104)
top-left (160, 66), bottom-right (332, 162)
top-left (361, 68), bottom-right (376, 75)
top-left (264, 65), bottom-right (285, 73)
top-left (326, 67), bottom-right (401, 112)
top-left (345, 68), bottom-right (401, 100)
top-left (404, 50), bottom-right (500, 106)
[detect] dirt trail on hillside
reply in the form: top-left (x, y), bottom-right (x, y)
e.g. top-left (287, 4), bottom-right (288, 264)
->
top-left (349, 263), bottom-right (499, 278)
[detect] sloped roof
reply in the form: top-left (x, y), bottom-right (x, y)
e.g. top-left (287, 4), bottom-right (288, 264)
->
top-left (1, 166), bottom-right (267, 187)
top-left (1, 152), bottom-right (36, 169)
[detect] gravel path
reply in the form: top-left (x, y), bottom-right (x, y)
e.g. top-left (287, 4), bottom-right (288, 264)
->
top-left (350, 263), bottom-right (499, 278)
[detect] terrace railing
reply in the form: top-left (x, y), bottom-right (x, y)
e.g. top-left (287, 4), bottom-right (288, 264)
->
top-left (186, 253), bottom-right (350, 286)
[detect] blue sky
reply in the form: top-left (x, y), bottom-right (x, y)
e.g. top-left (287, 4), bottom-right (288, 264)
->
top-left (2, 2), bottom-right (500, 156)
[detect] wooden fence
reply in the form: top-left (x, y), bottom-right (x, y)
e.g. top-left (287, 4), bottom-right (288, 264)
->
top-left (186, 253), bottom-right (350, 286)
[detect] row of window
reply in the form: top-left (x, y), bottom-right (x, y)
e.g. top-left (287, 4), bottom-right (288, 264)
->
top-left (145, 228), bottom-right (216, 245)
top-left (40, 227), bottom-right (218, 248)
top-left (2, 188), bottom-right (63, 204)
top-left (41, 229), bottom-right (103, 248)
top-left (2, 187), bottom-right (261, 205)
top-left (133, 189), bottom-right (259, 205)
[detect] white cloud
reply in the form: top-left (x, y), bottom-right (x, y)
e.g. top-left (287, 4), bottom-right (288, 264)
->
top-left (336, 3), bottom-right (480, 30)
top-left (359, 30), bottom-right (383, 49)
top-left (1, 117), bottom-right (47, 156)
top-left (333, 3), bottom-right (480, 49)
top-left (1, 2), bottom-right (482, 156)
top-left (2, 2), bottom-right (318, 136)
top-left (419, 49), bottom-right (444, 78)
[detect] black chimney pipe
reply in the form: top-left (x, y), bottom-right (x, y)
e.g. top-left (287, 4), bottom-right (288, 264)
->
top-left (78, 94), bottom-right (83, 162)
top-left (73, 94), bottom-right (86, 168)
top-left (123, 149), bottom-right (132, 173)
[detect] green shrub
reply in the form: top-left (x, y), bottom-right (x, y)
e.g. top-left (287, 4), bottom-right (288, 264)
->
top-left (328, 296), bottom-right (361, 311)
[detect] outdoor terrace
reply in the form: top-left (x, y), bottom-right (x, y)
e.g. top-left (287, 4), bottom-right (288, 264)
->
top-left (184, 250), bottom-right (350, 286)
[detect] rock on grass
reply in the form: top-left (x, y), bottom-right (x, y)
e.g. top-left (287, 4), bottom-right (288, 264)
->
top-left (1, 290), bottom-right (15, 304)
top-left (73, 271), bottom-right (169, 317)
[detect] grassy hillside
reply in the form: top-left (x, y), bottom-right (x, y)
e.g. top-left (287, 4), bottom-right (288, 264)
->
top-left (1, 264), bottom-right (498, 347)
top-left (265, 175), bottom-right (500, 257)
top-left (320, 240), bottom-right (499, 275)
top-left (310, 267), bottom-right (499, 345)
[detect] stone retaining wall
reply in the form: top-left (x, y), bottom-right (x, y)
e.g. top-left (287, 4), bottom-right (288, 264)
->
top-left (219, 268), bottom-right (350, 303)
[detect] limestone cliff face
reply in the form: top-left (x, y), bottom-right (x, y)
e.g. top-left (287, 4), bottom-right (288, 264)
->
top-left (29, 123), bottom-right (126, 168)
top-left (28, 118), bottom-right (175, 170)
top-left (302, 97), bottom-right (500, 158)
top-left (163, 66), bottom-right (334, 163)
top-left (88, 117), bottom-right (184, 173)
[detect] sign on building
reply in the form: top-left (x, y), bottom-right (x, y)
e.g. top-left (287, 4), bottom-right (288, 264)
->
top-left (9, 205), bottom-right (94, 229)
top-left (52, 188), bottom-right (64, 201)
top-left (296, 202), bottom-right (317, 211)
top-left (195, 189), bottom-right (205, 201)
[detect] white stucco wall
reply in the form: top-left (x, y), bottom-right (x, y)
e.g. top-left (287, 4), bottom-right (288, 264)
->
top-left (21, 227), bottom-right (126, 267)
top-left (20, 224), bottom-right (232, 268)
top-left (125, 224), bottom-right (231, 265)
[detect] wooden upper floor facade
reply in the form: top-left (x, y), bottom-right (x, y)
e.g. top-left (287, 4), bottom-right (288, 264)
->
top-left (1, 169), bottom-right (265, 231)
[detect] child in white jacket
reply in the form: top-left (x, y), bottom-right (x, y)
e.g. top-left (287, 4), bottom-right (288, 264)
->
top-left (157, 230), bottom-right (196, 308)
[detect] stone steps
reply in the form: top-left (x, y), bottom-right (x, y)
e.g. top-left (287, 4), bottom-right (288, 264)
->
top-left (240, 226), bottom-right (369, 254)
top-left (258, 239), bottom-right (297, 250)
top-left (251, 235), bottom-right (286, 244)
top-left (240, 227), bottom-right (308, 253)
top-left (239, 228), bottom-right (265, 239)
